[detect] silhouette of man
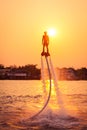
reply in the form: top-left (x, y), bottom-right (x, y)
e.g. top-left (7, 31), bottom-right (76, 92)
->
top-left (41, 31), bottom-right (50, 56)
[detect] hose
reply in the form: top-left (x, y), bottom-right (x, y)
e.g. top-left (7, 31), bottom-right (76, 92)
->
top-left (29, 56), bottom-right (52, 120)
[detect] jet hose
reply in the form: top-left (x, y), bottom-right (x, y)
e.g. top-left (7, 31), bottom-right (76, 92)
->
top-left (29, 56), bottom-right (52, 120)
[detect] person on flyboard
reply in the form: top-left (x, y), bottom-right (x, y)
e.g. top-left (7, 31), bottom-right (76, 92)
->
top-left (41, 31), bottom-right (50, 56)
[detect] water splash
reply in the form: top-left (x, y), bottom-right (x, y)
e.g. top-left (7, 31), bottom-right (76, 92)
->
top-left (19, 108), bottom-right (80, 130)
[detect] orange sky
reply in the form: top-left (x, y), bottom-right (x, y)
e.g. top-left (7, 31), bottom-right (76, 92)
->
top-left (0, 0), bottom-right (87, 68)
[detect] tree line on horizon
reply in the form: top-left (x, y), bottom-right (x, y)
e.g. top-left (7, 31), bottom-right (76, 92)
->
top-left (0, 64), bottom-right (87, 80)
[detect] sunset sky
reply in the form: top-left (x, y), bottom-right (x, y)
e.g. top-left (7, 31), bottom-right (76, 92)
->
top-left (0, 0), bottom-right (87, 68)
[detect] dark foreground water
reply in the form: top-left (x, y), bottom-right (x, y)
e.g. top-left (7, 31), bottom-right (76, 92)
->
top-left (0, 80), bottom-right (87, 130)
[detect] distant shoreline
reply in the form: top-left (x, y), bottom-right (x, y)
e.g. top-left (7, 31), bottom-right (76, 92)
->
top-left (0, 79), bottom-right (87, 80)
top-left (0, 64), bottom-right (87, 80)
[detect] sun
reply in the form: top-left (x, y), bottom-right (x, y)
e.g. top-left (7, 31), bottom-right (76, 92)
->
top-left (47, 28), bottom-right (56, 37)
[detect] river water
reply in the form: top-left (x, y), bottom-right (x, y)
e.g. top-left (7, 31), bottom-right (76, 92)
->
top-left (0, 80), bottom-right (87, 130)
